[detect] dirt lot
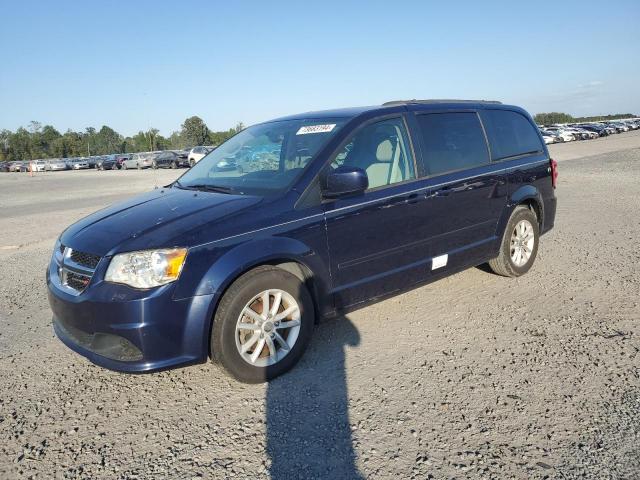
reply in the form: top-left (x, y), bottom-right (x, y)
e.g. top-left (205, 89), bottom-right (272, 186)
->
top-left (1, 132), bottom-right (639, 479)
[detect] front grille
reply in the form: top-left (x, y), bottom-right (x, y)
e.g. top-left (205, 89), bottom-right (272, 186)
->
top-left (54, 246), bottom-right (102, 294)
top-left (66, 271), bottom-right (92, 291)
top-left (70, 250), bottom-right (101, 269)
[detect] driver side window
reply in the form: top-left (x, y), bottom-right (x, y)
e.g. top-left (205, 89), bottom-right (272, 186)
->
top-left (331, 117), bottom-right (415, 189)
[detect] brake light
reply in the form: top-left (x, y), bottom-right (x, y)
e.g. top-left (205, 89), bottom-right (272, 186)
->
top-left (550, 158), bottom-right (558, 188)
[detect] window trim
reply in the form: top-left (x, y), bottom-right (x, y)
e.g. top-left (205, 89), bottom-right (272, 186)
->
top-left (320, 113), bottom-right (420, 199)
top-left (413, 110), bottom-right (492, 179)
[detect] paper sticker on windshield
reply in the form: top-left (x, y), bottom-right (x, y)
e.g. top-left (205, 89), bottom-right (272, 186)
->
top-left (296, 124), bottom-right (336, 135)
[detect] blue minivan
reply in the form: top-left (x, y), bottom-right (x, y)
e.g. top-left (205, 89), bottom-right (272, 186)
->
top-left (47, 100), bottom-right (557, 383)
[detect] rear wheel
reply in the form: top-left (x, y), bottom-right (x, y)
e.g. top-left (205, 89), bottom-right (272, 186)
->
top-left (122, 163), bottom-right (128, 170)
top-left (152, 161), bottom-right (158, 169)
top-left (171, 161), bottom-right (177, 169)
top-left (189, 159), bottom-right (195, 167)
top-left (488, 205), bottom-right (539, 277)
top-left (211, 266), bottom-right (315, 383)
top-left (137, 163), bottom-right (141, 170)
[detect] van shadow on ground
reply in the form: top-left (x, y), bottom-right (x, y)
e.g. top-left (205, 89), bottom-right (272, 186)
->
top-left (266, 315), bottom-right (363, 479)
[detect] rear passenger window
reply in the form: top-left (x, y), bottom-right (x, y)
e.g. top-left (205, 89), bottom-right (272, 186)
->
top-left (416, 112), bottom-right (489, 175)
top-left (480, 110), bottom-right (543, 161)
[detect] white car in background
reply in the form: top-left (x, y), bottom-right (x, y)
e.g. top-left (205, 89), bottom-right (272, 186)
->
top-left (188, 146), bottom-right (215, 166)
top-left (30, 160), bottom-right (47, 172)
top-left (544, 128), bottom-right (575, 142)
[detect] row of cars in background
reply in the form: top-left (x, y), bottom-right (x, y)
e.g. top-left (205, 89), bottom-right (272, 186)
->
top-left (539, 118), bottom-right (640, 144)
top-left (0, 146), bottom-right (216, 173)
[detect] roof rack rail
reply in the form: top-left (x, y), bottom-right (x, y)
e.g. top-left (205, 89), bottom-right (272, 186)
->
top-left (382, 99), bottom-right (502, 106)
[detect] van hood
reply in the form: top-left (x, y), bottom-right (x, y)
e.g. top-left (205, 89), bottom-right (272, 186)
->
top-left (60, 187), bottom-right (262, 256)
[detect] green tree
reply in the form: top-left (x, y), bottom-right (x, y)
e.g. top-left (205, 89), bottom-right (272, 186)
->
top-left (95, 125), bottom-right (123, 154)
top-left (181, 116), bottom-right (209, 147)
top-left (533, 112), bottom-right (575, 125)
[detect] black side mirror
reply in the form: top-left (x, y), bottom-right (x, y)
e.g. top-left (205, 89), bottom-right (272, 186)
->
top-left (323, 166), bottom-right (368, 199)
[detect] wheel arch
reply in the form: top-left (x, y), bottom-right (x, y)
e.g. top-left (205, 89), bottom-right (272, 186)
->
top-left (508, 185), bottom-right (544, 228)
top-left (189, 238), bottom-right (330, 358)
top-left (494, 185), bottom-right (544, 253)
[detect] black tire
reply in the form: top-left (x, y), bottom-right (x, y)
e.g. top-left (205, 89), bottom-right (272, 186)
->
top-left (189, 159), bottom-right (195, 167)
top-left (488, 205), bottom-right (540, 277)
top-left (211, 266), bottom-right (315, 383)
top-left (137, 163), bottom-right (141, 170)
top-left (122, 163), bottom-right (128, 170)
top-left (152, 161), bottom-right (157, 169)
top-left (170, 161), bottom-right (177, 169)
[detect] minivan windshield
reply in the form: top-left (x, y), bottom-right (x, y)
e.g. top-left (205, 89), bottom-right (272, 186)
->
top-left (176, 118), bottom-right (347, 195)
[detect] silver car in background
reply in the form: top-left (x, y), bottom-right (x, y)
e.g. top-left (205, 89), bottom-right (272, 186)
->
top-left (122, 152), bottom-right (155, 169)
top-left (72, 160), bottom-right (90, 170)
top-left (46, 159), bottom-right (68, 171)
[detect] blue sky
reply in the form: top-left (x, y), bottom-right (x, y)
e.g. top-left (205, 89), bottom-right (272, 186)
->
top-left (1, 0), bottom-right (638, 136)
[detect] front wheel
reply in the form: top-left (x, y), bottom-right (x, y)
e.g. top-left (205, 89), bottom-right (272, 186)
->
top-left (211, 266), bottom-right (315, 383)
top-left (488, 205), bottom-right (539, 277)
top-left (122, 163), bottom-right (127, 170)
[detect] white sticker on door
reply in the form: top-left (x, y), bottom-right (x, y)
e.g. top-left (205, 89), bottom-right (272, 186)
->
top-left (296, 124), bottom-right (336, 135)
top-left (431, 254), bottom-right (448, 270)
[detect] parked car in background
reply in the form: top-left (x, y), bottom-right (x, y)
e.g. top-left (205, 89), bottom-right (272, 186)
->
top-left (543, 128), bottom-right (574, 142)
top-left (47, 159), bottom-right (69, 171)
top-left (0, 162), bottom-right (10, 172)
top-left (541, 132), bottom-right (557, 144)
top-left (122, 153), bottom-right (154, 169)
top-left (47, 99), bottom-right (557, 383)
top-left (188, 146), bottom-right (215, 166)
top-left (10, 161), bottom-right (26, 172)
top-left (72, 160), bottom-right (90, 170)
top-left (606, 122), bottom-right (627, 133)
top-left (97, 155), bottom-right (118, 170)
top-left (29, 160), bottom-right (47, 172)
top-left (114, 154), bottom-right (130, 169)
top-left (173, 149), bottom-right (191, 167)
top-left (151, 151), bottom-right (185, 169)
top-left (574, 124), bottom-right (608, 137)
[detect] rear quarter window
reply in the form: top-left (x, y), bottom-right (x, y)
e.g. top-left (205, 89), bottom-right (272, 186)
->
top-left (480, 110), bottom-right (543, 161)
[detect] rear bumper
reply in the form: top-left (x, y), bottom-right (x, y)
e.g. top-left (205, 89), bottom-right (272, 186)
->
top-left (542, 195), bottom-right (557, 235)
top-left (47, 264), bottom-right (215, 373)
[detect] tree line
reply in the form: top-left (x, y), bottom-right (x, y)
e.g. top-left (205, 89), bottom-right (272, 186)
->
top-left (0, 116), bottom-right (244, 162)
top-left (533, 112), bottom-right (637, 125)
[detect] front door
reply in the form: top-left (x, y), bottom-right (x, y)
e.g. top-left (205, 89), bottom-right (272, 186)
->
top-left (323, 116), bottom-right (431, 308)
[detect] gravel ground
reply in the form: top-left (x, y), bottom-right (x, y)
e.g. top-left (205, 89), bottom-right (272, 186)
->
top-left (0, 132), bottom-right (639, 479)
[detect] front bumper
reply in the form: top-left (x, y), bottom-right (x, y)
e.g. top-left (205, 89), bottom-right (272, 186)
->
top-left (47, 260), bottom-right (215, 373)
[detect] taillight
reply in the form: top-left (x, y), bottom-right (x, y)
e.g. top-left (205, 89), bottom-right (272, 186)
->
top-left (550, 158), bottom-right (558, 188)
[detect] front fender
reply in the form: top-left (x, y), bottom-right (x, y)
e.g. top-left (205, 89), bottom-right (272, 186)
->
top-left (200, 237), bottom-right (328, 295)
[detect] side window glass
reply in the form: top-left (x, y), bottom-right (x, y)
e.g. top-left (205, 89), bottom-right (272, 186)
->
top-left (416, 112), bottom-right (489, 175)
top-left (331, 118), bottom-right (415, 189)
top-left (480, 110), bottom-right (543, 160)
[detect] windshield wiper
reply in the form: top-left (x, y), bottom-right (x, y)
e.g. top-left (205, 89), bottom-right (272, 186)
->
top-left (179, 183), bottom-right (236, 194)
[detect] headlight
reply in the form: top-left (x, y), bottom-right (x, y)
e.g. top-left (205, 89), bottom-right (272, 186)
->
top-left (105, 248), bottom-right (187, 289)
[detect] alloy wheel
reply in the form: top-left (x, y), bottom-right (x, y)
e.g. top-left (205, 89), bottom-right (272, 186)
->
top-left (235, 289), bottom-right (301, 367)
top-left (510, 219), bottom-right (535, 267)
